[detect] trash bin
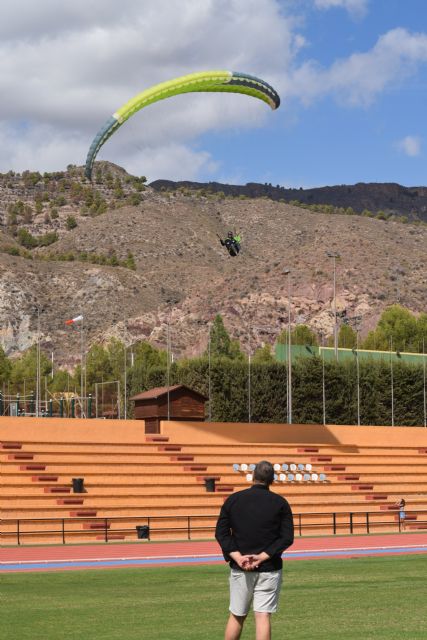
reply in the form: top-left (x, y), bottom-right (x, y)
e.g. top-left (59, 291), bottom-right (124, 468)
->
top-left (204, 477), bottom-right (216, 492)
top-left (72, 477), bottom-right (85, 493)
top-left (136, 525), bottom-right (150, 540)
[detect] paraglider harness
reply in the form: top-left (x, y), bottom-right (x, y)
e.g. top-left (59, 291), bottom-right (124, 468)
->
top-left (218, 233), bottom-right (241, 257)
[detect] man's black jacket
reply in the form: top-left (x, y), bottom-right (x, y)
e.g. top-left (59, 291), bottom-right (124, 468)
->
top-left (215, 484), bottom-right (294, 572)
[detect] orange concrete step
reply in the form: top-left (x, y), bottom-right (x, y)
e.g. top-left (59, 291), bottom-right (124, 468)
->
top-left (325, 465), bottom-right (346, 471)
top-left (69, 510), bottom-right (97, 517)
top-left (216, 486), bottom-right (234, 492)
top-left (196, 476), bottom-right (221, 482)
top-left (9, 453), bottom-right (34, 460)
top-left (380, 505), bottom-right (399, 511)
top-left (145, 436), bottom-right (169, 442)
top-left (394, 514), bottom-right (417, 521)
top-left (1, 442), bottom-right (22, 450)
top-left (170, 455), bottom-right (194, 461)
top-left (57, 498), bottom-right (84, 505)
top-left (352, 484), bottom-right (374, 491)
top-left (184, 465), bottom-right (207, 471)
top-left (365, 495), bottom-right (388, 500)
top-left (158, 445), bottom-right (181, 452)
top-left (32, 475), bottom-right (58, 482)
top-left (44, 487), bottom-right (71, 493)
top-left (419, 448), bottom-right (427, 454)
top-left (311, 456), bottom-right (332, 462)
top-left (337, 475), bottom-right (360, 481)
top-left (20, 465), bottom-right (46, 471)
top-left (96, 534), bottom-right (126, 540)
top-left (83, 522), bottom-right (111, 530)
top-left (298, 448), bottom-right (319, 453)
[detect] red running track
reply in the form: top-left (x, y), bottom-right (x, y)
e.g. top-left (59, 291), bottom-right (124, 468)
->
top-left (2, 532), bottom-right (427, 569)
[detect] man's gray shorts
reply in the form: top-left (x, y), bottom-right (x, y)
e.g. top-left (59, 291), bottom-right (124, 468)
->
top-left (229, 568), bottom-right (283, 615)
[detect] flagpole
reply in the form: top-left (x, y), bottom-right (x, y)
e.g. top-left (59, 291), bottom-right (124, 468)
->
top-left (80, 316), bottom-right (85, 418)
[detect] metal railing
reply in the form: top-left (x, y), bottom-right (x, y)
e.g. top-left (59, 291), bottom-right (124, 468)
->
top-left (2, 509), bottom-right (426, 545)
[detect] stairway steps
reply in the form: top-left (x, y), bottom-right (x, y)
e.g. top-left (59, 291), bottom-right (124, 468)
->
top-left (337, 475), bottom-right (360, 481)
top-left (215, 486), bottom-right (234, 492)
top-left (32, 475), bottom-right (58, 482)
top-left (380, 505), bottom-right (399, 511)
top-left (44, 487), bottom-right (71, 493)
top-left (158, 446), bottom-right (181, 452)
top-left (298, 448), bottom-right (319, 453)
top-left (1, 442), bottom-right (22, 450)
top-left (83, 523), bottom-right (111, 530)
top-left (365, 495), bottom-right (388, 500)
top-left (96, 534), bottom-right (125, 540)
top-left (325, 465), bottom-right (346, 471)
top-left (9, 454), bottom-right (34, 460)
top-left (20, 465), bottom-right (46, 471)
top-left (311, 456), bottom-right (332, 462)
top-left (184, 465), bottom-right (207, 471)
top-left (69, 510), bottom-right (97, 517)
top-left (352, 484), bottom-right (374, 491)
top-left (170, 455), bottom-right (194, 461)
top-left (57, 498), bottom-right (84, 505)
top-left (394, 514), bottom-right (417, 521)
top-left (196, 476), bottom-right (220, 482)
top-left (145, 436), bottom-right (169, 442)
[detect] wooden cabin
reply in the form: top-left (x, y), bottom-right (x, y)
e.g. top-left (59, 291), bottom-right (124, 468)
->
top-left (130, 384), bottom-right (207, 433)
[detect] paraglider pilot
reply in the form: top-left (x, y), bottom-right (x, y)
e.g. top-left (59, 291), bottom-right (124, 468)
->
top-left (218, 231), bottom-right (241, 257)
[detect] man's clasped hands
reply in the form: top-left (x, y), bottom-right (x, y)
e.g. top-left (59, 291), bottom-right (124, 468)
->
top-left (229, 551), bottom-right (270, 571)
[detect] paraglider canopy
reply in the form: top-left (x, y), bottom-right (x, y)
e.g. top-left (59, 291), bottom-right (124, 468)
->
top-left (85, 70), bottom-right (280, 180)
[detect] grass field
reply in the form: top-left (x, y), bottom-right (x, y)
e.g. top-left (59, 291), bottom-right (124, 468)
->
top-left (2, 555), bottom-right (427, 640)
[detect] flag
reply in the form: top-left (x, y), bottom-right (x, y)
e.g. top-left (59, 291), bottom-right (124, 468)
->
top-left (65, 315), bottom-right (83, 325)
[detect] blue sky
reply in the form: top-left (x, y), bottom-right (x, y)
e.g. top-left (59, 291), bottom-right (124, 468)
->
top-left (1, 0), bottom-right (426, 187)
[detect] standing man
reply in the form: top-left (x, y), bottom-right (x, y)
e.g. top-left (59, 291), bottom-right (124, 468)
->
top-left (215, 460), bottom-right (294, 640)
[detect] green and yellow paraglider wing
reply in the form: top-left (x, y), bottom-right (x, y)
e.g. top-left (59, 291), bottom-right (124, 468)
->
top-left (84, 70), bottom-right (280, 180)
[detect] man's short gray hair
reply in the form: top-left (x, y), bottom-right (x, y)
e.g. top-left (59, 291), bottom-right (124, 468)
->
top-left (253, 460), bottom-right (274, 486)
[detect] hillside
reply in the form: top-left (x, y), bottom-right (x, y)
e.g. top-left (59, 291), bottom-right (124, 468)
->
top-left (0, 164), bottom-right (426, 366)
top-left (151, 179), bottom-right (427, 222)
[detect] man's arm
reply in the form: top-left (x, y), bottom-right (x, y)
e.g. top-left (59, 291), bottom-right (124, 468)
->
top-left (262, 501), bottom-right (294, 560)
top-left (215, 502), bottom-right (238, 560)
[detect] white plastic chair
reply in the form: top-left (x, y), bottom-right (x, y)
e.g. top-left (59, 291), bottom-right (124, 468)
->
top-left (273, 463), bottom-right (281, 472)
top-left (232, 463), bottom-right (240, 472)
top-left (311, 473), bottom-right (319, 481)
top-left (298, 463), bottom-right (304, 471)
top-left (249, 463), bottom-right (256, 471)
top-left (279, 473), bottom-right (287, 482)
top-left (241, 463), bottom-right (248, 472)
top-left (295, 473), bottom-right (303, 481)
top-left (290, 463), bottom-right (297, 472)
top-left (282, 463), bottom-right (289, 471)
top-left (303, 473), bottom-right (311, 481)
top-left (246, 473), bottom-right (253, 482)
top-left (305, 463), bottom-right (312, 472)
top-left (319, 473), bottom-right (327, 482)
top-left (287, 473), bottom-right (295, 482)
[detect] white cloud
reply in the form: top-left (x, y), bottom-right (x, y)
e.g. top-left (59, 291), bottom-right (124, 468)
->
top-left (314, 0), bottom-right (368, 18)
top-left (286, 28), bottom-right (427, 106)
top-left (0, 0), bottom-right (298, 177)
top-left (396, 136), bottom-right (422, 157)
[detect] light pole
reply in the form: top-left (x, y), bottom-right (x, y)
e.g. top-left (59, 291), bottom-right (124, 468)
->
top-left (319, 331), bottom-right (326, 426)
top-left (283, 268), bottom-right (292, 423)
top-left (326, 252), bottom-right (340, 361)
top-left (390, 337), bottom-right (395, 427)
top-left (208, 322), bottom-right (212, 421)
top-left (33, 306), bottom-right (43, 418)
top-left (423, 338), bottom-right (426, 428)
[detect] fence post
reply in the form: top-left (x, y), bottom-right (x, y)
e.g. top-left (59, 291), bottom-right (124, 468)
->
top-left (60, 397), bottom-right (64, 418)
top-left (188, 516), bottom-right (191, 540)
top-left (148, 517), bottom-right (151, 540)
top-left (105, 518), bottom-right (108, 543)
top-left (62, 518), bottom-right (65, 544)
top-left (350, 512), bottom-right (354, 534)
top-left (366, 512), bottom-right (370, 534)
top-left (71, 397), bottom-right (75, 418)
top-left (17, 519), bottom-right (20, 545)
top-left (88, 394), bottom-right (93, 418)
top-left (298, 513), bottom-right (302, 536)
top-left (49, 399), bottom-right (53, 417)
top-left (333, 512), bottom-right (337, 535)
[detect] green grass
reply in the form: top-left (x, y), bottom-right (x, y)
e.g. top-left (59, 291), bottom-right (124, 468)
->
top-left (2, 555), bottom-right (427, 639)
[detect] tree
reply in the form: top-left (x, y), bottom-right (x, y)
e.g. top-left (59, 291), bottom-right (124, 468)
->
top-left (0, 345), bottom-right (11, 385)
top-left (252, 344), bottom-right (275, 364)
top-left (207, 315), bottom-right (244, 360)
top-left (66, 215), bottom-right (77, 230)
top-left (361, 305), bottom-right (419, 352)
top-left (338, 324), bottom-right (357, 349)
top-left (277, 324), bottom-right (318, 346)
top-left (10, 345), bottom-right (52, 390)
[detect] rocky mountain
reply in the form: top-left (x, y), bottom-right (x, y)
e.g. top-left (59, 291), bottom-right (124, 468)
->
top-left (151, 179), bottom-right (427, 222)
top-left (0, 163), bottom-right (426, 367)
